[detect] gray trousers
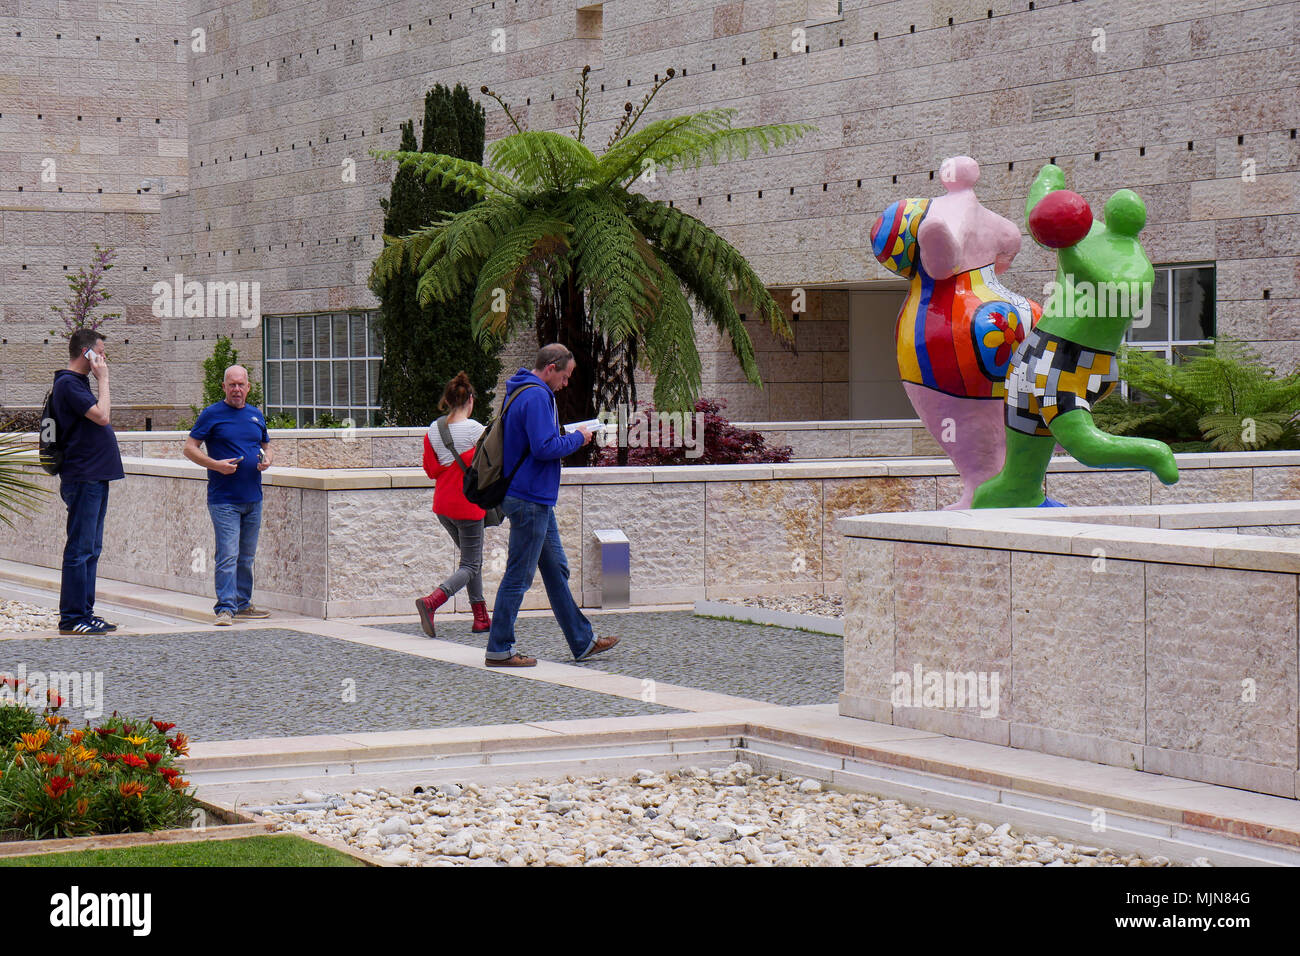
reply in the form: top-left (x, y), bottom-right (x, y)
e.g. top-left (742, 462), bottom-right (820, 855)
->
top-left (436, 515), bottom-right (485, 603)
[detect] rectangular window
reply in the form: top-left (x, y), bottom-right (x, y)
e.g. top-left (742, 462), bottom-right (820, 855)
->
top-left (262, 310), bottom-right (383, 426)
top-left (1121, 263), bottom-right (1215, 398)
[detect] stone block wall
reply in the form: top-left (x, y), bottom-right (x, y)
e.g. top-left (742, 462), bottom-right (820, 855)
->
top-left (838, 503), bottom-right (1300, 798)
top-left (0, 1), bottom-right (189, 413)
top-left (5, 450), bottom-right (1300, 622)
top-left (3, 2), bottom-right (1296, 419)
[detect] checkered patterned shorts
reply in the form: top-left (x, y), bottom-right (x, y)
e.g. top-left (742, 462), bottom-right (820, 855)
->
top-left (1005, 329), bottom-right (1118, 437)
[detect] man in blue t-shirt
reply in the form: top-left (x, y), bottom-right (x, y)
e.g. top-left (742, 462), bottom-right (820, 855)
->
top-left (51, 329), bottom-right (125, 635)
top-left (183, 365), bottom-right (274, 625)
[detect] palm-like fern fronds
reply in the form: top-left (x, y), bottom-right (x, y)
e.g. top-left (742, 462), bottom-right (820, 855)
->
top-left (0, 436), bottom-right (48, 529)
top-left (373, 149), bottom-right (526, 201)
top-left (597, 109), bottom-right (815, 187)
top-left (564, 193), bottom-right (661, 345)
top-left (627, 194), bottom-right (792, 345)
top-left (488, 131), bottom-right (597, 192)
top-left (640, 259), bottom-right (703, 412)
top-left (471, 214), bottom-right (573, 342)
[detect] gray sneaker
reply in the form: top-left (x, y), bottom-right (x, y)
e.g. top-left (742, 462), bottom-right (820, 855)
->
top-left (214, 611), bottom-right (235, 626)
top-left (234, 605), bottom-right (271, 619)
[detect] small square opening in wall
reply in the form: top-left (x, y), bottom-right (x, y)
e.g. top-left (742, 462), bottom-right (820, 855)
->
top-left (576, 4), bottom-right (603, 40)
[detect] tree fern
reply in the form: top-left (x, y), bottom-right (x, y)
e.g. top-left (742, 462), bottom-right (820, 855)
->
top-left (471, 214), bottom-right (573, 341)
top-left (373, 149), bottom-right (526, 201)
top-left (369, 69), bottom-right (810, 431)
top-left (488, 131), bottom-right (597, 192)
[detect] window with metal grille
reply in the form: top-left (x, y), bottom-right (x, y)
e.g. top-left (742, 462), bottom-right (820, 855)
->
top-left (262, 311), bottom-right (383, 426)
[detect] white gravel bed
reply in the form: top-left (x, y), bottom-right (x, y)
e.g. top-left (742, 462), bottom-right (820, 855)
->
top-left (265, 763), bottom-right (1187, 867)
top-left (0, 599), bottom-right (60, 632)
top-left (738, 594), bottom-right (844, 619)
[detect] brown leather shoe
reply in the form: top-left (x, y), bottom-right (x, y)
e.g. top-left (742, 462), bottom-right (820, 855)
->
top-left (485, 653), bottom-right (537, 667)
top-left (577, 636), bottom-right (619, 661)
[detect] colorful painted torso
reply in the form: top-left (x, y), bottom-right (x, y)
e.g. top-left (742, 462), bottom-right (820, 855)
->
top-left (872, 198), bottom-right (1041, 401)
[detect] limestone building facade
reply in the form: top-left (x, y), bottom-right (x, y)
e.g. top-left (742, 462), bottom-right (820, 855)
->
top-left (2, 0), bottom-right (1296, 427)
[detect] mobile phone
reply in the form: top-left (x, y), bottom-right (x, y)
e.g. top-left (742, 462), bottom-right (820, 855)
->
top-left (83, 349), bottom-right (95, 362)
top-left (231, 456), bottom-right (244, 464)
top-left (257, 448), bottom-right (266, 463)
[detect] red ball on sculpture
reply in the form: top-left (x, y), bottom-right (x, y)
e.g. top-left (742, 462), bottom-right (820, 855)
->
top-left (1028, 190), bottom-right (1094, 249)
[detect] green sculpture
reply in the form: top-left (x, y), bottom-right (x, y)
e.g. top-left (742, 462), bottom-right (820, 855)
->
top-left (972, 165), bottom-right (1179, 508)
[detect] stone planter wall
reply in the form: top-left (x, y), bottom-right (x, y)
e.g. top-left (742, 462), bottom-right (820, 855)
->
top-left (7, 420), bottom-right (944, 466)
top-left (5, 452), bottom-right (1300, 620)
top-left (836, 501), bottom-right (1300, 799)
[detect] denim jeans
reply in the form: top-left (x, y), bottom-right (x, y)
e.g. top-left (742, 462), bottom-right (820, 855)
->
top-left (436, 515), bottom-right (484, 602)
top-left (208, 500), bottom-right (262, 615)
top-left (487, 496), bottom-right (595, 660)
top-left (59, 480), bottom-right (110, 629)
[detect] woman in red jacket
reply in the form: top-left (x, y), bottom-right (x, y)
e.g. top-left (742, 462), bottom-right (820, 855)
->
top-left (416, 372), bottom-right (490, 638)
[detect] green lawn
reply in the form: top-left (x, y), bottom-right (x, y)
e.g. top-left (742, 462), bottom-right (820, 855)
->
top-left (0, 834), bottom-right (367, 867)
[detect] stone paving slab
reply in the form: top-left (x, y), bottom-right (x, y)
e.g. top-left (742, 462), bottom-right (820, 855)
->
top-left (371, 611), bottom-right (843, 708)
top-left (0, 629), bottom-right (676, 741)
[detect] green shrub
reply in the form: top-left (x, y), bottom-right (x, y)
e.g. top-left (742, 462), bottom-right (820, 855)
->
top-left (1092, 338), bottom-right (1300, 452)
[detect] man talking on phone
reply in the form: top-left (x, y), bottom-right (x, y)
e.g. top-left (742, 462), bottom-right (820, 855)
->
top-left (51, 329), bottom-right (124, 635)
top-left (183, 365), bottom-right (274, 625)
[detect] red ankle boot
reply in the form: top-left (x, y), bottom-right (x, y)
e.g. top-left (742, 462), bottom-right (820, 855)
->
top-left (415, 588), bottom-right (448, 638)
top-left (471, 601), bottom-right (491, 633)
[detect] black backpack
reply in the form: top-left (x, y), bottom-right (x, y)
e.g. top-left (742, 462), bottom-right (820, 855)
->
top-left (38, 388), bottom-right (62, 476)
top-left (462, 383), bottom-right (542, 510)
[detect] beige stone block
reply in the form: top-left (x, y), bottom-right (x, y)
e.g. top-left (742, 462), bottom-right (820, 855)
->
top-left (1143, 747), bottom-right (1295, 799)
top-left (1252, 467), bottom-right (1300, 501)
top-left (580, 482), bottom-right (704, 596)
top-left (256, 485), bottom-right (306, 598)
top-left (1010, 551), bottom-right (1145, 745)
top-left (823, 476), bottom-right (937, 580)
top-left (782, 428), bottom-right (850, 458)
top-left (910, 428), bottom-right (944, 457)
top-left (705, 479), bottom-right (822, 588)
top-left (297, 436), bottom-right (372, 468)
top-left (327, 489), bottom-right (456, 603)
top-left (849, 428), bottom-right (913, 458)
top-left (1152, 467), bottom-right (1253, 505)
top-left (371, 435), bottom-right (423, 468)
top-left (1145, 563), bottom-right (1298, 771)
top-left (841, 536), bottom-right (894, 707)
top-left (1044, 469), bottom-right (1153, 507)
top-left (891, 543), bottom-right (1012, 728)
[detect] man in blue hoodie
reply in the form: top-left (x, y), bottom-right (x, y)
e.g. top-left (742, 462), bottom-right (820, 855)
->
top-left (486, 344), bottom-right (620, 667)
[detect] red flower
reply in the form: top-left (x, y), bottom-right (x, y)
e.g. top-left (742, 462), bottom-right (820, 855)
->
top-left (144, 752), bottom-right (163, 767)
top-left (36, 752), bottom-right (60, 768)
top-left (158, 766), bottom-right (180, 780)
top-left (43, 776), bottom-right (73, 799)
top-left (120, 754), bottom-right (148, 770)
top-left (101, 753), bottom-right (120, 763)
top-left (166, 733), bottom-right (190, 756)
top-left (168, 777), bottom-right (190, 790)
top-left (95, 727), bottom-right (113, 738)
top-left (151, 720), bottom-right (176, 733)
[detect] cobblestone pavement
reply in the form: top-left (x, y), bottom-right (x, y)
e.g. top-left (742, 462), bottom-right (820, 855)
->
top-left (0, 628), bottom-right (675, 740)
top-left (375, 611), bottom-right (842, 706)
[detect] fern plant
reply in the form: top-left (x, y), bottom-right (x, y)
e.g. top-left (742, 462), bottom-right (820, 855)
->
top-left (369, 66), bottom-right (812, 437)
top-left (1091, 338), bottom-right (1300, 452)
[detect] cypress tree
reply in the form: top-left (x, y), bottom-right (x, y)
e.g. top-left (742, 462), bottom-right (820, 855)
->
top-left (375, 84), bottom-right (500, 425)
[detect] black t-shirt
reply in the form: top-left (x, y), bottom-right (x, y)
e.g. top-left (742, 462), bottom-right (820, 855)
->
top-left (50, 369), bottom-right (124, 483)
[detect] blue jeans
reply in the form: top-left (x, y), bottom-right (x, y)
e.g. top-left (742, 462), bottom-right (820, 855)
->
top-left (59, 480), bottom-right (110, 629)
top-left (208, 500), bottom-right (263, 615)
top-left (487, 496), bottom-right (595, 661)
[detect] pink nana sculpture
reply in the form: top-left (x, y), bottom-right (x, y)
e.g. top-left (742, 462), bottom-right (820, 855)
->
top-left (870, 157), bottom-right (1041, 508)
